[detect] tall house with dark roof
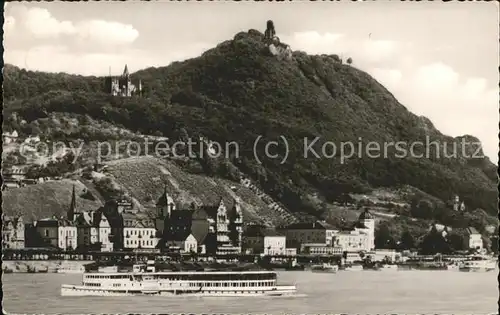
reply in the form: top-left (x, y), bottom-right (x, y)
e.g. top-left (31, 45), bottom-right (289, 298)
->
top-left (73, 209), bottom-right (113, 251)
top-left (243, 225), bottom-right (287, 255)
top-left (26, 217), bottom-right (77, 250)
top-left (277, 221), bottom-right (338, 249)
top-left (122, 212), bottom-right (159, 251)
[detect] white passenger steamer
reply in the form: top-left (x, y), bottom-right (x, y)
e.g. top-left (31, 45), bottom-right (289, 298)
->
top-left (61, 260), bottom-right (297, 297)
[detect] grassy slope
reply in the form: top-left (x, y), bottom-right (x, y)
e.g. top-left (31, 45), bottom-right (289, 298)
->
top-left (2, 179), bottom-right (103, 222)
top-left (104, 156), bottom-right (292, 226)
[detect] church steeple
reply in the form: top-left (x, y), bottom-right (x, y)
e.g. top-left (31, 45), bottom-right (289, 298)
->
top-left (122, 64), bottom-right (129, 77)
top-left (68, 184), bottom-right (76, 221)
top-left (156, 184), bottom-right (175, 218)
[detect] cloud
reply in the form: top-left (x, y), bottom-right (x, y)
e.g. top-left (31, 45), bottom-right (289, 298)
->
top-left (8, 6), bottom-right (139, 46)
top-left (23, 7), bottom-right (76, 38)
top-left (74, 20), bottom-right (139, 46)
top-left (389, 62), bottom-right (498, 161)
top-left (285, 31), bottom-right (345, 54)
top-left (285, 31), bottom-right (399, 66)
top-left (413, 62), bottom-right (459, 91)
top-left (361, 39), bottom-right (398, 63)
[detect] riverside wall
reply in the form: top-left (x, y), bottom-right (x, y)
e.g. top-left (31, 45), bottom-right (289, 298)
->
top-left (2, 260), bottom-right (94, 273)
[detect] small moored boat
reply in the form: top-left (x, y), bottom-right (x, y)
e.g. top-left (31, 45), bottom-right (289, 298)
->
top-left (459, 255), bottom-right (497, 272)
top-left (446, 262), bottom-right (460, 271)
top-left (310, 263), bottom-right (338, 273)
top-left (378, 264), bottom-right (398, 271)
top-left (57, 264), bottom-right (86, 274)
top-left (342, 264), bottom-right (363, 272)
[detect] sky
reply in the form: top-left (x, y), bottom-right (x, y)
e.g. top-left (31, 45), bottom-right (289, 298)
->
top-left (3, 1), bottom-right (499, 161)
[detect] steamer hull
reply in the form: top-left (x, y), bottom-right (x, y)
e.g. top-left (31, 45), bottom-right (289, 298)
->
top-left (61, 265), bottom-right (297, 297)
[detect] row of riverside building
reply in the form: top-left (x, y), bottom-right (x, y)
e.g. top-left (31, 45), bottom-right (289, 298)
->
top-left (2, 184), bottom-right (375, 256)
top-left (2, 185), bottom-right (485, 257)
top-left (3, 185), bottom-right (243, 255)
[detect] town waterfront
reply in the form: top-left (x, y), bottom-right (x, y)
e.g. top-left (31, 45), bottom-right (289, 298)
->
top-left (3, 271), bottom-right (497, 314)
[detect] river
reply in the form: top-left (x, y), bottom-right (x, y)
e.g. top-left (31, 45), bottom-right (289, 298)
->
top-left (3, 270), bottom-right (498, 314)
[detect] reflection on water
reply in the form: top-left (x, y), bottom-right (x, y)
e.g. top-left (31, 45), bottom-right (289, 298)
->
top-left (3, 271), bottom-right (497, 314)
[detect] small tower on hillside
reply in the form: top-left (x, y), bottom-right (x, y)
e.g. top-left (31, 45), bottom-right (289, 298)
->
top-left (358, 208), bottom-right (375, 250)
top-left (452, 195), bottom-right (459, 211)
top-left (452, 194), bottom-right (465, 212)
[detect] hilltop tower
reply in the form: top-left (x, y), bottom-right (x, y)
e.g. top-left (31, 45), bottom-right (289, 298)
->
top-left (264, 20), bottom-right (276, 41)
top-left (263, 20), bottom-right (292, 60)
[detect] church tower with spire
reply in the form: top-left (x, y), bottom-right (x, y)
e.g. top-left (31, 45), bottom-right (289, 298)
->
top-left (155, 185), bottom-right (176, 240)
top-left (68, 184), bottom-right (76, 222)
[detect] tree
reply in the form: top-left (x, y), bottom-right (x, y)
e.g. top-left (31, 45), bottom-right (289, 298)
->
top-left (375, 224), bottom-right (396, 249)
top-left (490, 235), bottom-right (498, 254)
top-left (446, 232), bottom-right (465, 251)
top-left (419, 230), bottom-right (451, 255)
top-left (411, 199), bottom-right (434, 220)
top-left (346, 57), bottom-right (353, 65)
top-left (464, 208), bottom-right (493, 233)
top-left (400, 230), bottom-right (415, 250)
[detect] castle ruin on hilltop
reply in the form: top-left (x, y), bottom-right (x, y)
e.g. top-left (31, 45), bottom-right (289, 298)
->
top-left (263, 20), bottom-right (292, 61)
top-left (104, 64), bottom-right (143, 97)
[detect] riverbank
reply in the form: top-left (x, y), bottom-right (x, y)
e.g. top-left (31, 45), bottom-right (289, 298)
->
top-left (2, 260), bottom-right (92, 273)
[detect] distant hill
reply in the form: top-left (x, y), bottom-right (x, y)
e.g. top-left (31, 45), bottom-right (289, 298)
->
top-left (2, 30), bottom-right (497, 230)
